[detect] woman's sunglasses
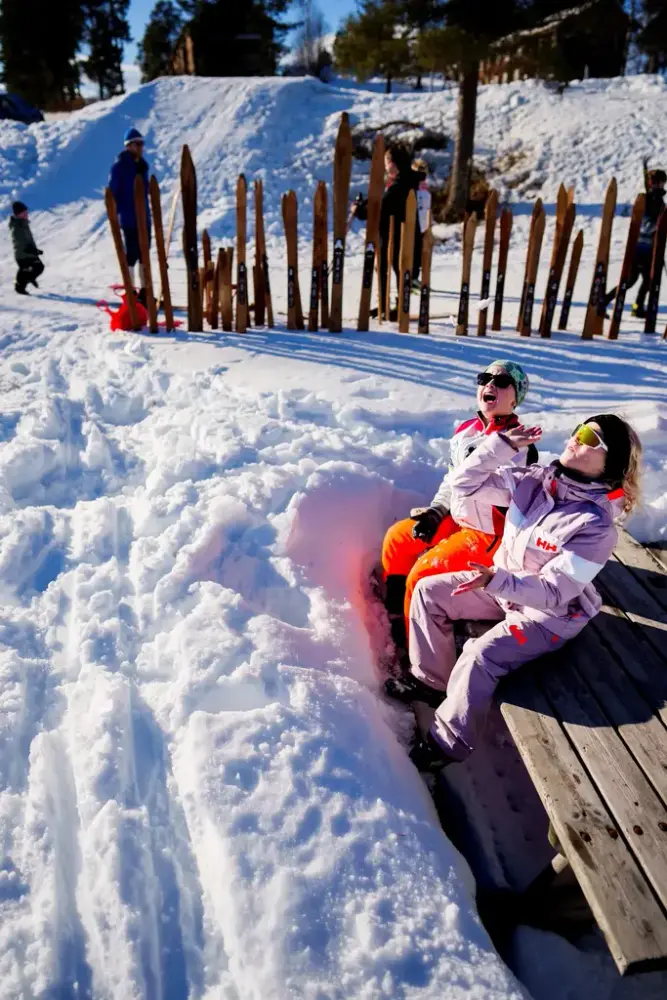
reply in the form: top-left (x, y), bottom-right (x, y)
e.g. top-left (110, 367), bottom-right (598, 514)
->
top-left (572, 423), bottom-right (608, 452)
top-left (477, 372), bottom-right (515, 389)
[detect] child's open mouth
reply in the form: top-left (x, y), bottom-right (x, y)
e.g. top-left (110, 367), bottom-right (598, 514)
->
top-left (483, 391), bottom-right (497, 403)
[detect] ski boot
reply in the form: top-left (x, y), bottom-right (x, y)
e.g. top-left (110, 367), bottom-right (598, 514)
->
top-left (384, 672), bottom-right (445, 709)
top-left (409, 731), bottom-right (456, 773)
top-left (631, 302), bottom-right (646, 319)
top-left (15, 284), bottom-right (29, 296)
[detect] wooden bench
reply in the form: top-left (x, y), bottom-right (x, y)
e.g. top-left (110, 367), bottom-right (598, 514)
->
top-left (498, 530), bottom-right (667, 976)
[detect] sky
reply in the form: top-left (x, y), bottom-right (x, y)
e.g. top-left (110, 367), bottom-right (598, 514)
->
top-left (126, 0), bottom-right (358, 65)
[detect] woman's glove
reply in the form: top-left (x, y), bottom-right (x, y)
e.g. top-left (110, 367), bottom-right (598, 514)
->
top-left (410, 504), bottom-right (448, 543)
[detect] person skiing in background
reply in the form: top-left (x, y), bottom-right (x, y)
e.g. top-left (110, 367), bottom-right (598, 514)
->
top-left (388, 414), bottom-right (642, 772)
top-left (605, 159), bottom-right (665, 319)
top-left (381, 361), bottom-right (537, 676)
top-left (108, 127), bottom-right (151, 306)
top-left (10, 201), bottom-right (44, 295)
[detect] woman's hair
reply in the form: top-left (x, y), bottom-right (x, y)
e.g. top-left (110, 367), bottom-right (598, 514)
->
top-left (620, 422), bottom-right (642, 515)
top-left (589, 414), bottom-right (642, 515)
top-left (386, 143), bottom-right (411, 176)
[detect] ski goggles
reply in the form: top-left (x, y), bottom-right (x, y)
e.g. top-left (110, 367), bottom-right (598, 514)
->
top-left (572, 423), bottom-right (608, 452)
top-left (477, 372), bottom-right (515, 390)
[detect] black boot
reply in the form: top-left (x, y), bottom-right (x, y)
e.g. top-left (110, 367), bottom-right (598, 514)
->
top-left (137, 287), bottom-right (147, 307)
top-left (384, 673), bottom-right (445, 709)
top-left (409, 731), bottom-right (456, 773)
top-left (15, 284), bottom-right (29, 295)
top-left (384, 574), bottom-right (408, 652)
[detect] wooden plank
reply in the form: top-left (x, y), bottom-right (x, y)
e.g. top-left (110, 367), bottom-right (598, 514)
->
top-left (500, 671), bottom-right (667, 974)
top-left (598, 558), bottom-right (667, 661)
top-left (612, 533), bottom-right (667, 614)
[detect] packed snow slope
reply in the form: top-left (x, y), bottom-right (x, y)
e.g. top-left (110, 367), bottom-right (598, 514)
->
top-left (0, 74), bottom-right (665, 1000)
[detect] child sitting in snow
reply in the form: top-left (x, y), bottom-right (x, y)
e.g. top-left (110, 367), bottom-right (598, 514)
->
top-left (10, 201), bottom-right (44, 296)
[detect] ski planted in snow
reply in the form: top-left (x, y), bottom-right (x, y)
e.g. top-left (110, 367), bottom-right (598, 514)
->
top-left (582, 177), bottom-right (617, 339)
top-left (309, 181), bottom-right (328, 331)
top-left (645, 207), bottom-right (667, 334)
top-left (134, 175), bottom-right (158, 333)
top-left (358, 135), bottom-right (385, 331)
top-left (607, 193), bottom-right (645, 340)
top-left (540, 200), bottom-right (576, 338)
top-left (477, 189), bottom-right (498, 336)
top-left (105, 187), bottom-right (142, 331)
top-left (220, 247), bottom-right (233, 331)
top-left (283, 190), bottom-right (304, 331)
top-left (254, 180), bottom-right (266, 327)
top-left (209, 248), bottom-right (220, 329)
top-left (537, 185), bottom-right (567, 334)
top-left (329, 112), bottom-right (353, 333)
top-left (202, 229), bottom-right (212, 321)
top-left (456, 213), bottom-right (478, 336)
top-left (385, 216), bottom-right (395, 321)
top-left (156, 186), bottom-right (179, 311)
top-left (398, 191), bottom-right (417, 333)
top-left (558, 229), bottom-right (583, 330)
top-left (418, 221), bottom-right (433, 335)
top-left (492, 207), bottom-right (512, 331)
top-left (181, 145), bottom-right (203, 332)
top-left (517, 199), bottom-right (543, 331)
top-left (236, 175), bottom-right (249, 333)
top-left (520, 202), bottom-right (545, 337)
top-left (149, 175), bottom-right (174, 332)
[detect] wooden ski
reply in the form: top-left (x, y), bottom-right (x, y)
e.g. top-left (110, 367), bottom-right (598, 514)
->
top-left (209, 249), bottom-right (221, 329)
top-left (517, 199), bottom-right (544, 330)
top-left (202, 229), bottom-right (212, 321)
top-left (538, 185), bottom-right (568, 333)
top-left (181, 145), bottom-right (202, 331)
top-left (254, 180), bottom-right (267, 327)
top-left (385, 216), bottom-right (395, 321)
top-left (520, 202), bottom-right (545, 337)
top-left (477, 189), bottom-right (498, 336)
top-left (582, 177), bottom-right (617, 339)
top-left (645, 208), bottom-right (667, 333)
top-left (220, 248), bottom-right (233, 331)
top-left (540, 201), bottom-right (576, 337)
top-left (156, 186), bottom-right (179, 310)
top-left (236, 175), bottom-right (249, 333)
top-left (134, 175), bottom-right (158, 333)
top-left (398, 191), bottom-right (417, 333)
top-left (418, 222), bottom-right (433, 335)
top-left (456, 213), bottom-right (478, 335)
top-left (309, 181), bottom-right (327, 331)
top-left (319, 183), bottom-right (329, 329)
top-left (607, 194), bottom-right (645, 340)
top-left (329, 112), bottom-right (353, 332)
top-left (105, 187), bottom-right (141, 331)
top-left (492, 207), bottom-right (512, 331)
top-left (283, 190), bottom-right (304, 331)
top-left (358, 135), bottom-right (385, 331)
top-left (149, 175), bottom-right (174, 332)
top-left (558, 229), bottom-right (583, 330)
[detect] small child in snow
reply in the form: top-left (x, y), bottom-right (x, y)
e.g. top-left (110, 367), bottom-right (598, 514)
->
top-left (10, 201), bottom-right (44, 295)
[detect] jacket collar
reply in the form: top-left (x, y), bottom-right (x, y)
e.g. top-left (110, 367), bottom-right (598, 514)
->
top-left (546, 461), bottom-right (625, 517)
top-left (477, 411), bottom-right (519, 435)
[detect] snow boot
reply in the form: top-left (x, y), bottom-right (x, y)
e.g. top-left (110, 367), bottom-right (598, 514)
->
top-left (15, 284), bottom-right (28, 295)
top-left (409, 732), bottom-right (456, 773)
top-left (632, 302), bottom-right (646, 319)
top-left (137, 287), bottom-right (148, 308)
top-left (384, 673), bottom-right (445, 709)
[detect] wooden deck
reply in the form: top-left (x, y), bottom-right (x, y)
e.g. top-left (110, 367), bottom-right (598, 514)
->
top-left (499, 530), bottom-right (667, 976)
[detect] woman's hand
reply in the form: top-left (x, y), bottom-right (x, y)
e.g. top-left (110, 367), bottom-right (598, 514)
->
top-left (451, 562), bottom-right (496, 596)
top-left (503, 424), bottom-right (543, 451)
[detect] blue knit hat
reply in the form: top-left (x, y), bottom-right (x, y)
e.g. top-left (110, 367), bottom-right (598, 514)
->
top-left (485, 360), bottom-right (529, 405)
top-left (124, 127), bottom-right (144, 146)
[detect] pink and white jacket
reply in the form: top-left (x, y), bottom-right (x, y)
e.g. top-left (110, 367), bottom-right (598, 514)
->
top-left (449, 433), bottom-right (623, 636)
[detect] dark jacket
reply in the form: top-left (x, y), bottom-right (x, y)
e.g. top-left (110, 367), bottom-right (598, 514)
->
top-left (9, 216), bottom-right (40, 263)
top-left (378, 170), bottom-right (424, 297)
top-left (109, 149), bottom-right (151, 233)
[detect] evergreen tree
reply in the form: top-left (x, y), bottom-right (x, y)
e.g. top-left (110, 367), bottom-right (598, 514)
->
top-left (638, 0), bottom-right (667, 71)
top-left (0, 0), bottom-right (84, 107)
top-left (334, 1), bottom-right (412, 94)
top-left (189, 1), bottom-right (292, 76)
top-left (139, 0), bottom-right (184, 82)
top-left (83, 0), bottom-right (132, 99)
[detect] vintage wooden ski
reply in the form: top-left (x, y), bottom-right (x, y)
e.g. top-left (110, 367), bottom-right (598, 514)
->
top-left (456, 213), bottom-right (478, 335)
top-left (538, 185), bottom-right (568, 333)
top-left (149, 175), bottom-right (174, 332)
top-left (558, 229), bottom-right (583, 330)
top-left (209, 249), bottom-right (221, 329)
top-left (319, 182), bottom-right (329, 329)
top-left (358, 134), bottom-right (385, 331)
top-left (645, 207), bottom-right (667, 333)
top-left (418, 222), bottom-right (433, 335)
top-left (105, 187), bottom-right (141, 331)
top-left (236, 175), bottom-right (249, 333)
top-left (398, 191), bottom-right (417, 333)
top-left (520, 202), bottom-right (545, 337)
top-left (540, 201), bottom-right (576, 337)
top-left (254, 180), bottom-right (267, 327)
top-left (492, 207), bottom-right (512, 331)
top-left (329, 112), bottom-right (353, 332)
top-left (309, 181), bottom-right (327, 331)
top-left (220, 248), bottom-right (233, 331)
top-left (477, 189), bottom-right (498, 336)
top-left (156, 186), bottom-right (179, 310)
top-left (517, 199), bottom-right (543, 331)
top-left (607, 194), bottom-right (645, 340)
top-left (385, 216), bottom-right (395, 321)
top-left (582, 177), bottom-right (617, 339)
top-left (202, 229), bottom-right (212, 320)
top-left (283, 190), bottom-right (304, 331)
top-left (181, 145), bottom-right (202, 331)
top-left (134, 175), bottom-right (158, 333)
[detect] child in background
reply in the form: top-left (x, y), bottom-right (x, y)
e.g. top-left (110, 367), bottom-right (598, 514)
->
top-left (10, 201), bottom-right (44, 296)
top-left (412, 158), bottom-right (432, 236)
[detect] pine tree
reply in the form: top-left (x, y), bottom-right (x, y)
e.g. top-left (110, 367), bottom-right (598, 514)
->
top-left (83, 0), bottom-right (132, 99)
top-left (334, 1), bottom-right (412, 94)
top-left (188, 1), bottom-right (292, 76)
top-left (0, 0), bottom-right (84, 107)
top-left (638, 0), bottom-right (667, 71)
top-left (139, 0), bottom-right (184, 82)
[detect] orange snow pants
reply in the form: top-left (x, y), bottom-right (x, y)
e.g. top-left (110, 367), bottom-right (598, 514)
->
top-left (381, 514), bottom-right (500, 624)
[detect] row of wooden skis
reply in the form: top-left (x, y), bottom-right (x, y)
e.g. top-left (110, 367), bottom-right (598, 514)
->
top-left (459, 178), bottom-right (667, 340)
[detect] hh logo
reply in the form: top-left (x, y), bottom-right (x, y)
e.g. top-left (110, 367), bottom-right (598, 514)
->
top-left (536, 537), bottom-right (558, 553)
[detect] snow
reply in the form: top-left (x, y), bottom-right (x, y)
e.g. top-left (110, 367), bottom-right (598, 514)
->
top-left (0, 72), bottom-right (665, 998)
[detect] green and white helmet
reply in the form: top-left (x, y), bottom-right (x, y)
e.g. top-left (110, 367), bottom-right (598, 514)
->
top-left (484, 360), bottom-right (529, 405)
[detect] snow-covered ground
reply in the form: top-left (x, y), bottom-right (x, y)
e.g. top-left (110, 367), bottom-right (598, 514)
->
top-left (0, 74), bottom-right (666, 999)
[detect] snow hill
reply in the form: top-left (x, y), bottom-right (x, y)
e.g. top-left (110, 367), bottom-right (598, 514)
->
top-left (0, 74), bottom-right (666, 1000)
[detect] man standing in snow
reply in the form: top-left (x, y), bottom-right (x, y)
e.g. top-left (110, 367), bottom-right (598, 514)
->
top-left (108, 127), bottom-right (151, 306)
